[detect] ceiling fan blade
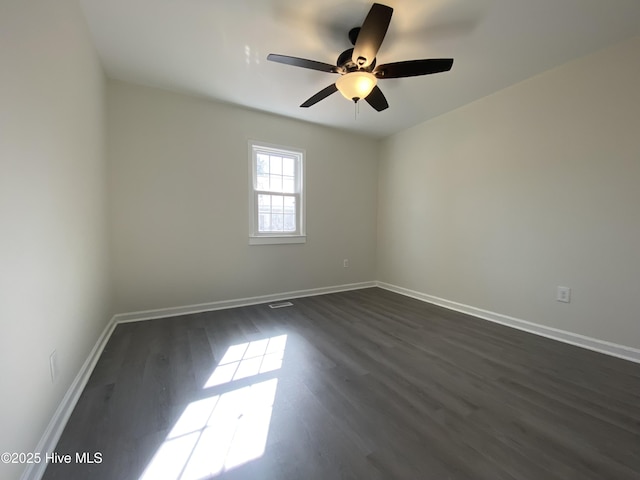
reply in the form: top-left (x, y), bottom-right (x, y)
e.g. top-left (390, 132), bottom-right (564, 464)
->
top-left (267, 54), bottom-right (339, 73)
top-left (374, 59), bottom-right (454, 79)
top-left (352, 3), bottom-right (393, 68)
top-left (365, 85), bottom-right (389, 112)
top-left (300, 83), bottom-right (338, 108)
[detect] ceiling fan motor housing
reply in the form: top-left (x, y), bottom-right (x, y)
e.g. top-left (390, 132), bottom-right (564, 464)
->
top-left (337, 48), bottom-right (376, 72)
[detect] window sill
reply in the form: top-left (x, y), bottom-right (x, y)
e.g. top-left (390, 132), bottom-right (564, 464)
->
top-left (249, 235), bottom-right (307, 245)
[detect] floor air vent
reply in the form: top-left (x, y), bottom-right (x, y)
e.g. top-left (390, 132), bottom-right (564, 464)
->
top-left (268, 301), bottom-right (294, 309)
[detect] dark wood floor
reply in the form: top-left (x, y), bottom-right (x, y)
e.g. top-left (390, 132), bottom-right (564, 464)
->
top-left (44, 288), bottom-right (640, 480)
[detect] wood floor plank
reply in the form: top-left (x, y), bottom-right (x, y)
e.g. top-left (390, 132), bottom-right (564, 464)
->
top-left (43, 288), bottom-right (640, 480)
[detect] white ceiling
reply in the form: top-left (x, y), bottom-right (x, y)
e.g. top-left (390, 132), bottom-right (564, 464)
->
top-left (79, 0), bottom-right (640, 138)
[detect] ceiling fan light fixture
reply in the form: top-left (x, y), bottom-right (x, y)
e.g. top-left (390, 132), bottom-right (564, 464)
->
top-left (336, 71), bottom-right (377, 102)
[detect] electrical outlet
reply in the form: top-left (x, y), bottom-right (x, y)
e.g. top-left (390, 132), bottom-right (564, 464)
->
top-left (343, 259), bottom-right (349, 268)
top-left (50, 350), bottom-right (58, 384)
top-left (557, 286), bottom-right (571, 303)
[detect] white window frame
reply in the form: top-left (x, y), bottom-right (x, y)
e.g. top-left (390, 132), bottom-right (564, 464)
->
top-left (249, 141), bottom-right (306, 245)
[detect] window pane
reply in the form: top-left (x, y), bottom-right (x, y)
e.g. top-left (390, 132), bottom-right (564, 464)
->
top-left (257, 174), bottom-right (269, 191)
top-left (271, 195), bottom-right (284, 215)
top-left (258, 194), bottom-right (270, 213)
top-left (270, 156), bottom-right (282, 175)
top-left (271, 195), bottom-right (284, 213)
top-left (271, 213), bottom-right (283, 231)
top-left (284, 196), bottom-right (295, 214)
top-left (283, 176), bottom-right (294, 193)
top-left (258, 214), bottom-right (270, 232)
top-left (282, 157), bottom-right (294, 177)
top-left (270, 175), bottom-right (283, 193)
top-left (257, 154), bottom-right (269, 175)
top-left (283, 214), bottom-right (295, 232)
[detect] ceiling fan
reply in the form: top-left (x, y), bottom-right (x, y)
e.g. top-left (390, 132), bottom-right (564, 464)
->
top-left (267, 3), bottom-right (454, 112)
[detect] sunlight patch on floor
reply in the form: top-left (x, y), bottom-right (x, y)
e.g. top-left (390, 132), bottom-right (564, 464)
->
top-left (139, 335), bottom-right (287, 480)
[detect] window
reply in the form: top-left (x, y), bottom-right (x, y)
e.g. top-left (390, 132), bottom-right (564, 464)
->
top-left (249, 142), bottom-right (305, 245)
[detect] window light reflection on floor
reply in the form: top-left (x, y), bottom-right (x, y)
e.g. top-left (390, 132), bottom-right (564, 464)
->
top-left (139, 334), bottom-right (287, 480)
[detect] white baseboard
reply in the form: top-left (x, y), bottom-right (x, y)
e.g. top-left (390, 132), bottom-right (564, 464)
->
top-left (24, 281), bottom-right (376, 479)
top-left (114, 281), bottom-right (376, 324)
top-left (21, 316), bottom-right (118, 480)
top-left (376, 281), bottom-right (640, 364)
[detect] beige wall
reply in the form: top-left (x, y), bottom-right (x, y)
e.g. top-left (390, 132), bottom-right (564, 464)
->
top-left (377, 35), bottom-right (640, 350)
top-left (0, 1), bottom-right (111, 478)
top-left (107, 81), bottom-right (379, 313)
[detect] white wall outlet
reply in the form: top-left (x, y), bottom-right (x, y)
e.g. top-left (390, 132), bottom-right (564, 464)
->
top-left (557, 286), bottom-right (571, 303)
top-left (50, 350), bottom-right (58, 384)
top-left (343, 259), bottom-right (349, 268)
